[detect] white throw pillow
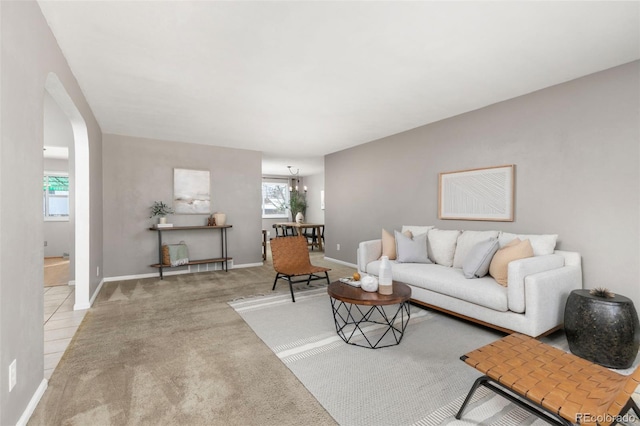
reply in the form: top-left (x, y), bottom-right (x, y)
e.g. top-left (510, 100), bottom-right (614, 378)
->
top-left (395, 231), bottom-right (431, 263)
top-left (498, 232), bottom-right (558, 256)
top-left (401, 225), bottom-right (434, 236)
top-left (463, 238), bottom-right (500, 279)
top-left (427, 229), bottom-right (461, 267)
top-left (452, 230), bottom-right (500, 268)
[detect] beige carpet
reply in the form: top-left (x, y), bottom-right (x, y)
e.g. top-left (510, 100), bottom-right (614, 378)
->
top-left (29, 251), bottom-right (356, 425)
top-left (44, 257), bottom-right (70, 287)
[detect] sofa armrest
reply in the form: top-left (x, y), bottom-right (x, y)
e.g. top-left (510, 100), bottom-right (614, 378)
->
top-left (524, 265), bottom-right (583, 336)
top-left (507, 255), bottom-right (566, 313)
top-left (357, 239), bottom-right (382, 273)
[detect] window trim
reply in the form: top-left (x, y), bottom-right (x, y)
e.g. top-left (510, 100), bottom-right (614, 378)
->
top-left (44, 171), bottom-right (70, 222)
top-left (262, 178), bottom-right (290, 219)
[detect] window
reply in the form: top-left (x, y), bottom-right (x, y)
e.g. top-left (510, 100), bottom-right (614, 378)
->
top-left (43, 173), bottom-right (69, 221)
top-left (262, 180), bottom-right (289, 218)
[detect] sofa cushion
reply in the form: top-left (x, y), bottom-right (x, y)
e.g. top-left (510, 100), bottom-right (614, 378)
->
top-left (366, 261), bottom-right (507, 312)
top-left (427, 229), bottom-right (461, 267)
top-left (453, 230), bottom-right (500, 268)
top-left (499, 232), bottom-right (558, 256)
top-left (463, 238), bottom-right (500, 279)
top-left (489, 238), bottom-right (534, 286)
top-left (381, 229), bottom-right (412, 260)
top-left (395, 231), bottom-right (431, 263)
top-left (401, 225), bottom-right (434, 236)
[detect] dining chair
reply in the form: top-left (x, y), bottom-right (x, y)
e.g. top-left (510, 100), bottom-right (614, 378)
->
top-left (303, 226), bottom-right (318, 250)
top-left (273, 223), bottom-right (295, 237)
top-left (270, 235), bottom-right (331, 302)
top-left (303, 225), bottom-right (324, 251)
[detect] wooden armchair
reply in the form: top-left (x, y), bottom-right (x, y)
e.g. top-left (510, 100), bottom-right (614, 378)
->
top-left (270, 236), bottom-right (331, 302)
top-left (457, 333), bottom-right (640, 426)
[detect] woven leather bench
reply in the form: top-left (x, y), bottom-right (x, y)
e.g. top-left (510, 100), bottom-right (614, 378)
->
top-left (457, 333), bottom-right (640, 426)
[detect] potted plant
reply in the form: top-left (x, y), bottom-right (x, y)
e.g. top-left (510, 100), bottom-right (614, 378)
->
top-left (289, 190), bottom-right (308, 223)
top-left (150, 201), bottom-right (174, 224)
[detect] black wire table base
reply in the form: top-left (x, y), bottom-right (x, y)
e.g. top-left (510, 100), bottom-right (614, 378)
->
top-left (329, 297), bottom-right (411, 349)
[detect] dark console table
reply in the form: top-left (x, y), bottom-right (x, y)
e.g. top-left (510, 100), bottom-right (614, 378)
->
top-left (564, 289), bottom-right (640, 369)
top-left (149, 225), bottom-right (232, 279)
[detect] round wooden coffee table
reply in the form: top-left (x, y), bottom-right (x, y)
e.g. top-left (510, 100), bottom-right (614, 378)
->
top-left (327, 280), bottom-right (411, 349)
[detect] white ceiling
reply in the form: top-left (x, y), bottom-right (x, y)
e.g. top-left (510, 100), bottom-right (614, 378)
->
top-left (38, 1), bottom-right (639, 175)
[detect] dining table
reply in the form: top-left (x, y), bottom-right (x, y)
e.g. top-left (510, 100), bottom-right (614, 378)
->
top-left (274, 222), bottom-right (324, 251)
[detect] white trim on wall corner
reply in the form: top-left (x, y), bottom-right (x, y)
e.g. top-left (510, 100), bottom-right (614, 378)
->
top-left (88, 278), bottom-right (105, 307)
top-left (16, 379), bottom-right (47, 426)
top-left (68, 280), bottom-right (75, 286)
top-left (324, 257), bottom-right (357, 269)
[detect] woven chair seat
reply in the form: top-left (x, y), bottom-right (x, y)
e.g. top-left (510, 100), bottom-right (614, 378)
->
top-left (457, 333), bottom-right (640, 426)
top-left (278, 264), bottom-right (330, 276)
top-left (270, 236), bottom-right (331, 302)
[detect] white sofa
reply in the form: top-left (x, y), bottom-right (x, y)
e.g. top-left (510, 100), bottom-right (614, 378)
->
top-left (357, 227), bottom-right (583, 337)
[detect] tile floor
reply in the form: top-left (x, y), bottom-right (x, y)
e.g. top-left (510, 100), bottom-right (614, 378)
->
top-left (43, 286), bottom-right (86, 380)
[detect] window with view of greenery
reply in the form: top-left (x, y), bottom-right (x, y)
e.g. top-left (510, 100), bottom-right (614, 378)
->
top-left (262, 181), bottom-right (289, 218)
top-left (43, 173), bottom-right (69, 220)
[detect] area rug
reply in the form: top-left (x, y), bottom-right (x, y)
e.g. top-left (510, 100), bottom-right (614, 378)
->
top-left (230, 287), bottom-right (640, 426)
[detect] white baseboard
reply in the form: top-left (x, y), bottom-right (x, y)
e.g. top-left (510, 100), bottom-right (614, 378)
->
top-left (104, 270), bottom-right (183, 282)
top-left (232, 262), bottom-right (263, 269)
top-left (88, 278), bottom-right (105, 306)
top-left (323, 257), bottom-right (357, 269)
top-left (104, 261), bottom-right (262, 282)
top-left (74, 301), bottom-right (91, 310)
top-left (16, 379), bottom-right (48, 426)
top-left (68, 280), bottom-right (75, 286)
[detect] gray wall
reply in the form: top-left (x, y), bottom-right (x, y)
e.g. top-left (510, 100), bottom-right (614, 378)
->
top-left (0, 2), bottom-right (103, 424)
top-left (325, 61), bottom-right (639, 307)
top-left (44, 221), bottom-right (71, 258)
top-left (103, 134), bottom-right (262, 278)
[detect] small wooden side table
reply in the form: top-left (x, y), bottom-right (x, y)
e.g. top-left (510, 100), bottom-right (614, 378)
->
top-left (564, 289), bottom-right (640, 369)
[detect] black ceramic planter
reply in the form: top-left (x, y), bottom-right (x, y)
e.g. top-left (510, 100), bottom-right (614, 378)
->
top-left (564, 289), bottom-right (640, 369)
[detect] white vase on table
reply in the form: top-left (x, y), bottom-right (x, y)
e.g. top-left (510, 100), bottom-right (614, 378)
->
top-left (378, 256), bottom-right (393, 295)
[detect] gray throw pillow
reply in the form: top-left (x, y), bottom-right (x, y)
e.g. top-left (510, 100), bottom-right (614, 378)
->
top-left (395, 230), bottom-right (431, 264)
top-left (463, 238), bottom-right (500, 278)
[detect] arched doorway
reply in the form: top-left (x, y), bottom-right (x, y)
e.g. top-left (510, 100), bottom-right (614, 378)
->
top-left (44, 73), bottom-right (90, 310)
